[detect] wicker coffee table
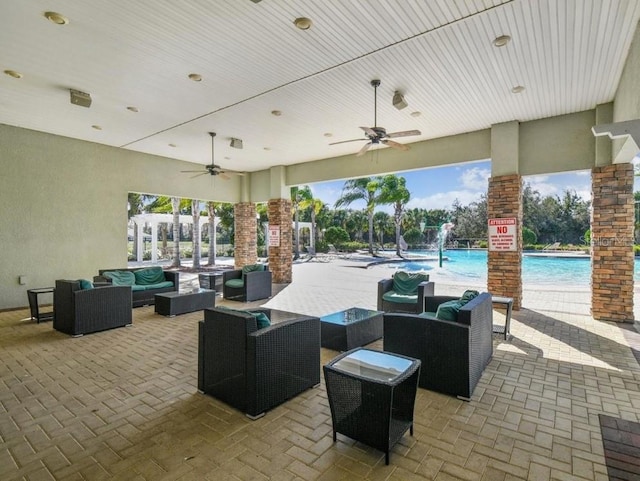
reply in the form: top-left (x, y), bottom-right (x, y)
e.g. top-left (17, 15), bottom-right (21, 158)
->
top-left (155, 289), bottom-right (215, 317)
top-left (320, 307), bottom-right (383, 351)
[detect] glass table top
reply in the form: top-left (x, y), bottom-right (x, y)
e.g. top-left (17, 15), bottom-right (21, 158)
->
top-left (320, 307), bottom-right (381, 325)
top-left (332, 349), bottom-right (414, 382)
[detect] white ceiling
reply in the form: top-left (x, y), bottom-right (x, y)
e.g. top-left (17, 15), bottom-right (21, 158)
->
top-left (2, 0), bottom-right (639, 173)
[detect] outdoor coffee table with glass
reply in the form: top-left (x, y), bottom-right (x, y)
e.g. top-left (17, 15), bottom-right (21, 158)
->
top-left (154, 288), bottom-right (215, 317)
top-left (320, 307), bottom-right (383, 351)
top-left (323, 348), bottom-right (421, 465)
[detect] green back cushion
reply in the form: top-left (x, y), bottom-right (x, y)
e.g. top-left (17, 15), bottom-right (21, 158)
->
top-left (78, 279), bottom-right (94, 290)
top-left (392, 271), bottom-right (429, 295)
top-left (249, 311), bottom-right (271, 329)
top-left (103, 270), bottom-right (136, 286)
top-left (134, 266), bottom-right (166, 285)
top-left (241, 264), bottom-right (265, 278)
top-left (435, 300), bottom-right (464, 321)
top-left (459, 289), bottom-right (479, 304)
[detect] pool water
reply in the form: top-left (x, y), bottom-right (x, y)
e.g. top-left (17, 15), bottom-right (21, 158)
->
top-left (395, 249), bottom-right (640, 286)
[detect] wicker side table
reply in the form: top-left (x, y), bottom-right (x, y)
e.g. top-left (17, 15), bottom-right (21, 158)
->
top-left (323, 348), bottom-right (420, 465)
top-left (27, 287), bottom-right (55, 323)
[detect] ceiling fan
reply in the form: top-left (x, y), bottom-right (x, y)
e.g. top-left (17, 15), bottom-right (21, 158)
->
top-left (181, 132), bottom-right (244, 180)
top-left (330, 79), bottom-right (421, 156)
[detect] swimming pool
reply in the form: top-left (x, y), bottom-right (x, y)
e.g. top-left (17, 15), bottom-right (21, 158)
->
top-left (393, 249), bottom-right (640, 286)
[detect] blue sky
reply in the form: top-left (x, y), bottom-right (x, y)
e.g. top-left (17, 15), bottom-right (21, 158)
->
top-left (309, 158), bottom-right (640, 213)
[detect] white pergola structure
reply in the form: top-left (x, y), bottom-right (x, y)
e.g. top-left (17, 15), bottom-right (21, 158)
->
top-left (130, 213), bottom-right (219, 263)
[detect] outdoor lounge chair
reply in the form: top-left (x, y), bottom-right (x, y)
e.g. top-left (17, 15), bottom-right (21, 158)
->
top-left (53, 280), bottom-right (132, 336)
top-left (377, 272), bottom-right (434, 314)
top-left (198, 307), bottom-right (321, 418)
top-left (383, 291), bottom-right (493, 399)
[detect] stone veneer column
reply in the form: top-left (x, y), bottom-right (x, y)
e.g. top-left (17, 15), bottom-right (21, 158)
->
top-left (234, 202), bottom-right (257, 268)
top-left (591, 163), bottom-right (634, 322)
top-left (487, 174), bottom-right (523, 310)
top-left (268, 198), bottom-right (292, 284)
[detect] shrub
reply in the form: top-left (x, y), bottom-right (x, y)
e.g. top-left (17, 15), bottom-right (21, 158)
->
top-left (522, 226), bottom-right (537, 246)
top-left (324, 226), bottom-right (350, 247)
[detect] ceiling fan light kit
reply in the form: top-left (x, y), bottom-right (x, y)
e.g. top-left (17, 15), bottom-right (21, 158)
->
top-left (392, 91), bottom-right (408, 110)
top-left (330, 79), bottom-right (420, 156)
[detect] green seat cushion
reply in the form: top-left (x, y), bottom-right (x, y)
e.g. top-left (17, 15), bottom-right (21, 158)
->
top-left (241, 264), bottom-right (265, 278)
top-left (78, 279), bottom-right (94, 290)
top-left (131, 285), bottom-right (146, 292)
top-left (420, 311), bottom-right (438, 318)
top-left (103, 270), bottom-right (136, 286)
top-left (435, 300), bottom-right (464, 321)
top-left (392, 271), bottom-right (428, 295)
top-left (382, 291), bottom-right (417, 304)
top-left (141, 281), bottom-right (174, 290)
top-left (225, 278), bottom-right (245, 289)
top-left (134, 266), bottom-right (166, 285)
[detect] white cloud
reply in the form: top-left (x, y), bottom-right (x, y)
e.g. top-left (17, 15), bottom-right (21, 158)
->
top-left (408, 190), bottom-right (485, 210)
top-left (459, 167), bottom-right (490, 190)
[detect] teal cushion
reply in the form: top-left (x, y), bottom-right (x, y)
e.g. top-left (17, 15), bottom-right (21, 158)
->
top-left (459, 290), bottom-right (479, 304)
top-left (225, 278), bottom-right (245, 289)
top-left (78, 279), bottom-right (94, 290)
top-left (435, 300), bottom-right (464, 321)
top-left (241, 264), bottom-right (265, 279)
top-left (382, 291), bottom-right (417, 304)
top-left (131, 285), bottom-right (146, 292)
top-left (392, 271), bottom-right (429, 295)
top-left (141, 281), bottom-right (174, 290)
top-left (249, 311), bottom-right (271, 329)
top-left (103, 270), bottom-right (136, 286)
top-left (134, 267), bottom-right (166, 285)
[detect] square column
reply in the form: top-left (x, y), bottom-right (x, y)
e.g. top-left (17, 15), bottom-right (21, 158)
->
top-left (268, 198), bottom-right (292, 284)
top-left (591, 164), bottom-right (634, 322)
top-left (234, 202), bottom-right (257, 268)
top-left (487, 174), bottom-right (523, 310)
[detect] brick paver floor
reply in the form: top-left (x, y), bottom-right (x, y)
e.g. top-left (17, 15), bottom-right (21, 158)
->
top-left (2, 259), bottom-right (640, 480)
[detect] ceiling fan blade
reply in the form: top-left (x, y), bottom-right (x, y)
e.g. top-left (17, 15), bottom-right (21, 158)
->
top-left (360, 126), bottom-right (377, 137)
top-left (386, 129), bottom-right (421, 138)
top-left (190, 172), bottom-right (209, 178)
top-left (329, 138), bottom-right (367, 145)
top-left (382, 139), bottom-right (410, 151)
top-left (355, 141), bottom-right (372, 157)
top-left (181, 169), bottom-right (207, 173)
top-left (218, 172), bottom-right (231, 181)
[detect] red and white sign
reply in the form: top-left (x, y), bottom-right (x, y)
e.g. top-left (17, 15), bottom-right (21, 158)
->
top-left (488, 218), bottom-right (517, 251)
top-left (268, 225), bottom-right (280, 247)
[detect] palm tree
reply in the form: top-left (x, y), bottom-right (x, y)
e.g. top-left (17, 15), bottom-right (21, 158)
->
top-left (206, 201), bottom-right (218, 265)
top-left (171, 197), bottom-right (181, 267)
top-left (378, 175), bottom-right (411, 256)
top-left (191, 199), bottom-right (201, 269)
top-left (291, 186), bottom-right (303, 259)
top-left (298, 187), bottom-right (324, 250)
top-left (335, 177), bottom-right (382, 255)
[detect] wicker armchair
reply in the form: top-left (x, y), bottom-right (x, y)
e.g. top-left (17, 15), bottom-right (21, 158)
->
top-left (383, 292), bottom-right (493, 400)
top-left (53, 280), bottom-right (132, 336)
top-left (222, 265), bottom-right (272, 302)
top-left (377, 274), bottom-right (434, 314)
top-left (198, 307), bottom-right (321, 418)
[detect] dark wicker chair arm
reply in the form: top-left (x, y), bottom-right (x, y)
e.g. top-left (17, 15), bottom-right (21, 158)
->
top-left (163, 270), bottom-right (179, 289)
top-left (377, 279), bottom-right (394, 311)
top-left (93, 275), bottom-right (112, 284)
top-left (222, 269), bottom-right (242, 282)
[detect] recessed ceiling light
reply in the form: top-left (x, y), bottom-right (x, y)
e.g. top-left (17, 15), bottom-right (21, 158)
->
top-left (323, 133), bottom-right (333, 137)
top-left (91, 125), bottom-right (102, 130)
top-left (188, 73), bottom-right (202, 82)
top-left (263, 147), bottom-right (271, 151)
top-left (126, 106), bottom-right (139, 112)
top-left (511, 85), bottom-right (525, 93)
top-left (410, 111), bottom-right (422, 117)
top-left (44, 11), bottom-right (69, 25)
top-left (224, 156), bottom-right (230, 160)
top-left (493, 35), bottom-right (511, 47)
top-left (168, 143), bottom-right (177, 148)
top-left (4, 70), bottom-right (23, 79)
top-left (294, 17), bottom-right (313, 30)
top-left (271, 110), bottom-right (282, 116)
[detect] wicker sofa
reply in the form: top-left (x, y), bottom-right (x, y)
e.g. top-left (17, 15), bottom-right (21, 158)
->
top-left (94, 266), bottom-right (179, 307)
top-left (383, 292), bottom-right (493, 400)
top-left (198, 307), bottom-right (320, 419)
top-left (53, 280), bottom-right (132, 336)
